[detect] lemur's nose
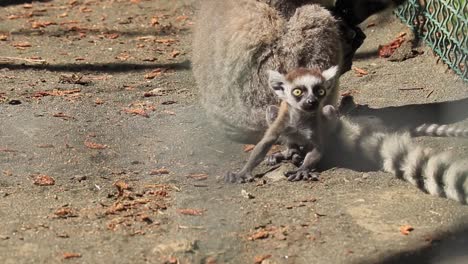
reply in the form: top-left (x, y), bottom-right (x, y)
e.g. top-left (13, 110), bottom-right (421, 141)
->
top-left (305, 98), bottom-right (319, 110)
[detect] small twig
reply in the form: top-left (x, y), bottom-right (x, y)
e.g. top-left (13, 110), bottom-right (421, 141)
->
top-left (426, 90), bottom-right (434, 98)
top-left (398, 87), bottom-right (424, 91)
top-left (0, 56), bottom-right (46, 64)
top-left (177, 225), bottom-right (205, 230)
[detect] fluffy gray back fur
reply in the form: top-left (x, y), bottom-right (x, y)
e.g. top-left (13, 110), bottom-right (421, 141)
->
top-left (192, 0), bottom-right (343, 143)
top-left (258, 0), bottom-right (336, 18)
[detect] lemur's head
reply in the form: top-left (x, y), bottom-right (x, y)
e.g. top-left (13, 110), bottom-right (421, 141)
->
top-left (268, 66), bottom-right (338, 113)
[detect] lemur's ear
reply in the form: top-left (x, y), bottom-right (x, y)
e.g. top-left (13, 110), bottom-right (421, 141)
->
top-left (268, 70), bottom-right (286, 99)
top-left (322, 65), bottom-right (338, 81)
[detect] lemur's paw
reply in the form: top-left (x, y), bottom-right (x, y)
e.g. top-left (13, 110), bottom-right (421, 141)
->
top-left (291, 153), bottom-right (304, 166)
top-left (224, 171), bottom-right (254, 184)
top-left (284, 169), bottom-right (319, 182)
top-left (265, 152), bottom-right (286, 166)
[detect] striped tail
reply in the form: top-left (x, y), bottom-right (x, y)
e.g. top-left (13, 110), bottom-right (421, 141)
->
top-left (380, 132), bottom-right (468, 204)
top-left (413, 124), bottom-right (468, 137)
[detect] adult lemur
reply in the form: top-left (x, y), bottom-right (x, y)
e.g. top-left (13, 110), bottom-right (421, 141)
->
top-left (192, 0), bottom-right (408, 144)
top-left (193, 1), bottom-right (342, 143)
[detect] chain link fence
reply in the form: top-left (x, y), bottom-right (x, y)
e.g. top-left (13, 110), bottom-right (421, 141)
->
top-left (395, 0), bottom-right (467, 81)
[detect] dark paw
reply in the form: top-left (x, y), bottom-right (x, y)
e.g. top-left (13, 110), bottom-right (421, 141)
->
top-left (225, 171), bottom-right (254, 184)
top-left (265, 152), bottom-right (285, 166)
top-left (291, 153), bottom-right (303, 166)
top-left (284, 169), bottom-right (319, 182)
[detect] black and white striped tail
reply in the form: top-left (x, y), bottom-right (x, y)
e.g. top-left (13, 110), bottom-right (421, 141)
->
top-left (413, 124), bottom-right (468, 137)
top-left (380, 133), bottom-right (468, 204)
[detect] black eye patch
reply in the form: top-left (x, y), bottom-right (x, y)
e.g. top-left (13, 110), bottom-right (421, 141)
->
top-left (272, 82), bottom-right (284, 91)
top-left (313, 86), bottom-right (326, 97)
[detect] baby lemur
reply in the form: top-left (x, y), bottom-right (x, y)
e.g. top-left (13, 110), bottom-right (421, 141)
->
top-left (225, 66), bottom-right (339, 183)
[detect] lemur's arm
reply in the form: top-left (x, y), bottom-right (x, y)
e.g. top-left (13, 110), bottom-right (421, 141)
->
top-left (225, 102), bottom-right (289, 183)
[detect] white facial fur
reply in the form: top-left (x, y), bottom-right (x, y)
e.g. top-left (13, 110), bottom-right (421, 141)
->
top-left (268, 65), bottom-right (338, 103)
top-left (292, 75), bottom-right (322, 88)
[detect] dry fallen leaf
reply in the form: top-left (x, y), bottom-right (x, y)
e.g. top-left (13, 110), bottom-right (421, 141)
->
top-left (150, 168), bottom-right (170, 175)
top-left (84, 141), bottom-right (107, 149)
top-left (105, 33), bottom-right (120, 39)
top-left (170, 50), bottom-right (180, 58)
top-left (0, 148), bottom-right (17, 153)
top-left (178, 208), bottom-right (204, 216)
top-left (54, 207), bottom-right (77, 218)
top-left (352, 67), bottom-right (369, 77)
top-left (0, 34), bottom-right (8, 41)
top-left (33, 174), bottom-right (55, 186)
top-left (62, 252), bottom-right (81, 259)
top-left (150, 17), bottom-right (159, 27)
top-left (248, 229), bottom-right (269, 241)
top-left (379, 32), bottom-right (407, 58)
top-left (243, 144), bottom-right (255, 152)
top-left (53, 112), bottom-right (75, 120)
top-left (32, 21), bottom-right (57, 29)
top-left (254, 254), bottom-right (272, 264)
top-left (115, 52), bottom-right (131, 61)
top-left (79, 6), bottom-right (92, 13)
top-left (175, 15), bottom-right (189, 22)
top-left (33, 89), bottom-right (81, 97)
top-left (12, 42), bottom-right (32, 48)
top-left (95, 98), bottom-right (104, 105)
top-left (162, 110), bottom-right (176, 115)
top-left (144, 68), bottom-right (163, 79)
top-left (400, 225), bottom-right (414, 235)
top-left (122, 107), bottom-right (149, 118)
top-left (186, 173), bottom-right (208, 181)
top-left (155, 38), bottom-right (177, 44)
top-left (113, 180), bottom-right (131, 197)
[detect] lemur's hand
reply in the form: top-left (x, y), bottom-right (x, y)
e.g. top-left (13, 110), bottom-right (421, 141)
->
top-left (225, 171), bottom-right (254, 184)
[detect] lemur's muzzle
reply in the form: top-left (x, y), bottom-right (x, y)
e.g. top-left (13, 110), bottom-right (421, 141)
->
top-left (303, 97), bottom-right (319, 111)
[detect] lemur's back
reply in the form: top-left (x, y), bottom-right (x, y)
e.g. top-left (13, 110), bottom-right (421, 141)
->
top-left (192, 0), bottom-right (342, 143)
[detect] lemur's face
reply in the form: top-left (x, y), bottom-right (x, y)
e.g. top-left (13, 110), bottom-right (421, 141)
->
top-left (268, 66), bottom-right (338, 113)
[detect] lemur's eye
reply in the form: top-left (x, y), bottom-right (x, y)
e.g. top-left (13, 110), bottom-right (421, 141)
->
top-left (292, 88), bottom-right (303, 97)
top-left (316, 88), bottom-right (325, 96)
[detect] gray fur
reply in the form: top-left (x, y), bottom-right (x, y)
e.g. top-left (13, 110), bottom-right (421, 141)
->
top-left (192, 0), bottom-right (343, 143)
top-left (258, 0), bottom-right (336, 18)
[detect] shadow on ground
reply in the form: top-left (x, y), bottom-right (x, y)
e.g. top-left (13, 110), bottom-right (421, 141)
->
top-left (0, 60), bottom-right (191, 73)
top-left (347, 96), bottom-right (468, 129)
top-left (0, 0), bottom-right (52, 7)
top-left (373, 223), bottom-right (468, 264)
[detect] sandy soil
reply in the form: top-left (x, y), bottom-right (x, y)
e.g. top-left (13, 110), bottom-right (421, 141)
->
top-left (0, 1), bottom-right (467, 263)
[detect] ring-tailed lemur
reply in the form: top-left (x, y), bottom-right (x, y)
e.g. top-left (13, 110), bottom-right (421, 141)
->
top-left (193, 1), bottom-right (343, 144)
top-left (225, 66), bottom-right (339, 183)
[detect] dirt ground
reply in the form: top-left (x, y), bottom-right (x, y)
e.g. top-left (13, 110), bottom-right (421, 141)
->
top-left (0, 1), bottom-right (467, 263)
